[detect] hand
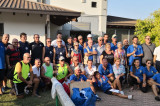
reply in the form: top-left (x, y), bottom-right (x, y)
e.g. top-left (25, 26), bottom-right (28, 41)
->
top-left (132, 50), bottom-right (136, 55)
top-left (8, 65), bottom-right (12, 69)
top-left (136, 77), bottom-right (141, 83)
top-left (54, 70), bottom-right (58, 74)
top-left (111, 85), bottom-right (114, 89)
top-left (142, 83), bottom-right (146, 87)
top-left (117, 75), bottom-right (120, 79)
top-left (81, 79), bottom-right (84, 82)
top-left (64, 77), bottom-right (68, 81)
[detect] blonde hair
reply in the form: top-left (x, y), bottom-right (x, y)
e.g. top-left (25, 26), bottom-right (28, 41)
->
top-left (74, 42), bottom-right (79, 46)
top-left (114, 58), bottom-right (121, 63)
top-left (105, 43), bottom-right (111, 49)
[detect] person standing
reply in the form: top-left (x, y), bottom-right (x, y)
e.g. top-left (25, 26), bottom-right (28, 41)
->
top-left (127, 36), bottom-right (143, 66)
top-left (66, 36), bottom-right (74, 64)
top-left (19, 33), bottom-right (30, 60)
top-left (30, 34), bottom-right (44, 65)
top-left (103, 34), bottom-right (110, 45)
top-left (42, 38), bottom-right (54, 63)
top-left (123, 39), bottom-right (129, 54)
top-left (84, 34), bottom-right (93, 48)
top-left (111, 34), bottom-right (117, 51)
top-left (51, 33), bottom-right (65, 48)
top-left (142, 36), bottom-right (155, 66)
top-left (78, 35), bottom-right (84, 58)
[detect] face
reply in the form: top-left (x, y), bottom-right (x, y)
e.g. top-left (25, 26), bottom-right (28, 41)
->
top-left (106, 45), bottom-right (111, 50)
top-left (57, 39), bottom-right (62, 46)
top-left (57, 34), bottom-right (62, 39)
top-left (145, 36), bottom-right (151, 43)
top-left (46, 39), bottom-right (51, 46)
top-left (115, 59), bottom-right (120, 65)
top-left (74, 57), bottom-right (79, 64)
top-left (112, 37), bottom-right (117, 42)
top-left (45, 57), bottom-right (50, 65)
top-left (73, 38), bottom-right (77, 42)
top-left (78, 37), bottom-right (83, 43)
top-left (123, 39), bottom-right (128, 45)
top-left (87, 61), bottom-right (92, 67)
top-left (98, 38), bottom-right (103, 44)
top-left (87, 37), bottom-right (92, 40)
top-left (104, 35), bottom-right (108, 41)
top-left (95, 73), bottom-right (101, 79)
top-left (35, 59), bottom-right (41, 67)
top-left (117, 43), bottom-right (122, 49)
top-left (74, 44), bottom-right (79, 49)
top-left (132, 38), bottom-right (138, 44)
top-left (24, 53), bottom-right (31, 63)
top-left (68, 38), bottom-right (72, 44)
top-left (134, 60), bottom-right (140, 67)
top-left (12, 39), bottom-right (18, 47)
top-left (20, 35), bottom-right (27, 42)
top-left (34, 35), bottom-right (40, 42)
top-left (146, 61), bottom-right (151, 67)
top-left (88, 40), bottom-right (93, 47)
top-left (75, 68), bottom-right (81, 75)
top-left (59, 59), bottom-right (65, 65)
top-left (102, 59), bottom-right (108, 67)
top-left (2, 34), bottom-right (9, 44)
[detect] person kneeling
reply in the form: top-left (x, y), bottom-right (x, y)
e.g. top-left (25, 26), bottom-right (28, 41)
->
top-left (70, 66), bottom-right (101, 101)
top-left (92, 71), bottom-right (133, 100)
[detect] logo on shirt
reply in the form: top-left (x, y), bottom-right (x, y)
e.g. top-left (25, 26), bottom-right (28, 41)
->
top-left (50, 51), bottom-right (53, 54)
top-left (25, 47), bottom-right (28, 50)
top-left (140, 70), bottom-right (142, 73)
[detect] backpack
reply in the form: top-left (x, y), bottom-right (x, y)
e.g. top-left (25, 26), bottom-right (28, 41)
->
top-left (7, 61), bottom-right (30, 80)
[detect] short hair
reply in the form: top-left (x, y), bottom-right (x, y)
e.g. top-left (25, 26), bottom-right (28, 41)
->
top-left (145, 35), bottom-right (150, 38)
top-left (146, 59), bottom-right (151, 63)
top-left (57, 32), bottom-right (62, 35)
top-left (46, 38), bottom-right (51, 40)
top-left (3, 34), bottom-right (10, 37)
top-left (117, 42), bottom-right (122, 45)
top-left (93, 71), bottom-right (100, 78)
top-left (114, 58), bottom-right (121, 63)
top-left (74, 42), bottom-right (79, 46)
top-left (105, 43), bottom-right (111, 48)
top-left (132, 36), bottom-right (138, 40)
top-left (87, 59), bottom-right (93, 63)
top-left (78, 35), bottom-right (83, 40)
top-left (34, 34), bottom-right (39, 37)
top-left (98, 36), bottom-right (103, 40)
top-left (20, 32), bottom-right (27, 38)
top-left (104, 33), bottom-right (108, 36)
top-left (102, 58), bottom-right (108, 62)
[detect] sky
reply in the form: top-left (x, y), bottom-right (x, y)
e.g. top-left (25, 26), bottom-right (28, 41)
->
top-left (107, 0), bottom-right (160, 19)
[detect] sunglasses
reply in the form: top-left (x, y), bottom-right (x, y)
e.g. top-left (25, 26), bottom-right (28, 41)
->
top-left (61, 59), bottom-right (65, 61)
top-left (147, 62), bottom-right (151, 64)
top-left (146, 38), bottom-right (150, 40)
top-left (79, 38), bottom-right (82, 40)
top-left (75, 45), bottom-right (79, 46)
top-left (58, 41), bottom-right (62, 42)
top-left (47, 41), bottom-right (51, 42)
top-left (27, 57), bottom-right (31, 59)
top-left (13, 42), bottom-right (18, 44)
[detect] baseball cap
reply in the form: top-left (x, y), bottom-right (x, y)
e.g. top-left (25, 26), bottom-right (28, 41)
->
top-left (112, 34), bottom-right (117, 38)
top-left (59, 56), bottom-right (65, 61)
top-left (87, 34), bottom-right (92, 38)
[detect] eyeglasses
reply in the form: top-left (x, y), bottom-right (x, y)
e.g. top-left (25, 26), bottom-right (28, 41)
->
top-left (13, 42), bottom-right (18, 44)
top-left (75, 45), bottom-right (79, 46)
top-left (99, 40), bottom-right (103, 41)
top-left (47, 41), bottom-right (51, 42)
top-left (61, 59), bottom-right (65, 61)
top-left (27, 57), bottom-right (31, 59)
top-left (146, 38), bottom-right (150, 40)
top-left (58, 41), bottom-right (62, 42)
top-left (147, 62), bottom-right (151, 64)
top-left (79, 38), bottom-right (82, 40)
top-left (35, 37), bottom-right (40, 38)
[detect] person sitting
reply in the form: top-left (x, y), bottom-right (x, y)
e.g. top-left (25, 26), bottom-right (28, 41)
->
top-left (41, 57), bottom-right (54, 87)
top-left (85, 60), bottom-right (97, 79)
top-left (54, 56), bottom-right (73, 83)
top-left (129, 59), bottom-right (147, 92)
top-left (98, 58), bottom-right (114, 82)
top-left (13, 53), bottom-right (33, 99)
top-left (70, 56), bottom-right (85, 75)
top-left (92, 71), bottom-right (133, 99)
top-left (70, 66), bottom-right (101, 101)
top-left (149, 73), bottom-right (160, 101)
top-left (112, 58), bottom-right (125, 95)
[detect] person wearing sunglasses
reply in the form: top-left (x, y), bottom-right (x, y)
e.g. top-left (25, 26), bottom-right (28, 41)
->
top-left (51, 33), bottom-right (65, 48)
top-left (42, 38), bottom-right (54, 63)
top-left (142, 35), bottom-right (155, 66)
top-left (78, 35), bottom-right (84, 58)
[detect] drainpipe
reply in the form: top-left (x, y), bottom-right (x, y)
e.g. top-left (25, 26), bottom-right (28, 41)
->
top-left (45, 15), bottom-right (50, 45)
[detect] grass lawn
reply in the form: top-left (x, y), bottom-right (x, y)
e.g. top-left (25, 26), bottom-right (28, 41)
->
top-left (0, 86), bottom-right (60, 106)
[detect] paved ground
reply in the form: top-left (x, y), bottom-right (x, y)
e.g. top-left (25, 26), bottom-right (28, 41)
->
top-left (96, 87), bottom-right (160, 106)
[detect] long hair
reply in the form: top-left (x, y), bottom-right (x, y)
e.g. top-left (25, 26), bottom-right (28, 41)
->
top-left (132, 59), bottom-right (139, 74)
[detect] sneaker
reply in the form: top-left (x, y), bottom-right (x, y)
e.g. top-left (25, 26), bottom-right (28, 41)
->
top-left (155, 96), bottom-right (160, 101)
top-left (128, 95), bottom-right (133, 99)
top-left (120, 91), bottom-right (124, 95)
top-left (4, 86), bottom-right (11, 90)
top-left (95, 94), bottom-right (101, 101)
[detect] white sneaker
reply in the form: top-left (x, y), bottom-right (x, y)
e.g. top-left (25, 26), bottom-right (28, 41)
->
top-left (120, 91), bottom-right (124, 95)
top-left (128, 95), bottom-right (133, 99)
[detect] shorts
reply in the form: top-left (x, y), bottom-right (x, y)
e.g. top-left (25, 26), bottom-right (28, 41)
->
top-left (14, 82), bottom-right (27, 95)
top-left (104, 88), bottom-right (113, 95)
top-left (0, 69), bottom-right (4, 81)
top-left (119, 76), bottom-right (124, 84)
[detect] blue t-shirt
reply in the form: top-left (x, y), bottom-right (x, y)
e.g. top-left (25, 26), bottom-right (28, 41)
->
top-left (110, 42), bottom-right (117, 51)
top-left (127, 45), bottom-right (143, 66)
top-left (93, 76), bottom-right (111, 92)
top-left (152, 73), bottom-right (160, 88)
top-left (79, 43), bottom-right (83, 57)
top-left (70, 74), bottom-right (87, 82)
top-left (84, 46), bottom-right (97, 61)
top-left (0, 42), bottom-right (5, 69)
top-left (98, 64), bottom-right (113, 76)
top-left (130, 66), bottom-right (144, 82)
top-left (143, 66), bottom-right (157, 79)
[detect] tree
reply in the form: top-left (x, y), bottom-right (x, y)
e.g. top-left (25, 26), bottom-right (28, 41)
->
top-left (134, 9), bottom-right (160, 46)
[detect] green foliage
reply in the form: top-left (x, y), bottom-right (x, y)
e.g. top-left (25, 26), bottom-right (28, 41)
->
top-left (134, 9), bottom-right (160, 46)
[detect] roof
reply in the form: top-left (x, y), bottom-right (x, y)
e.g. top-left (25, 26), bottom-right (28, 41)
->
top-left (0, 0), bottom-right (81, 16)
top-left (107, 15), bottom-right (137, 27)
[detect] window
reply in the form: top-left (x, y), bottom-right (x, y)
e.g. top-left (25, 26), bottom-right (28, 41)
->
top-left (91, 2), bottom-right (97, 8)
top-left (0, 23), bottom-right (4, 39)
top-left (81, 0), bottom-right (86, 3)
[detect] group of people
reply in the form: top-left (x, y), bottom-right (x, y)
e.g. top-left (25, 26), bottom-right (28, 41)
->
top-left (1, 32), bottom-right (160, 101)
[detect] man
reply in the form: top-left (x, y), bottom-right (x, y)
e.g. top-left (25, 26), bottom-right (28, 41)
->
top-left (94, 36), bottom-right (105, 67)
top-left (127, 36), bottom-right (143, 66)
top-left (42, 38), bottom-right (54, 63)
top-left (149, 73), bottom-right (160, 101)
top-left (66, 36), bottom-right (74, 64)
top-left (51, 33), bottom-right (65, 47)
top-left (142, 36), bottom-right (155, 66)
top-left (70, 56), bottom-right (85, 75)
top-left (41, 57), bottom-right (54, 87)
top-left (53, 38), bottom-right (68, 64)
top-left (103, 34), bottom-right (110, 45)
top-left (2, 34), bottom-right (10, 90)
top-left (98, 58), bottom-right (114, 81)
top-left (111, 34), bottom-right (117, 51)
top-left (32, 59), bottom-right (43, 97)
top-left (78, 35), bottom-right (84, 58)
top-left (0, 41), bottom-right (5, 95)
top-left (84, 39), bottom-right (97, 66)
top-left (19, 32), bottom-right (30, 60)
top-left (153, 38), bottom-right (160, 72)
top-left (123, 39), bottom-right (129, 53)
top-left (70, 66), bottom-right (101, 101)
top-left (84, 34), bottom-right (93, 48)
top-left (30, 34), bottom-right (44, 65)
top-left (54, 56), bottom-right (73, 83)
top-left (13, 53), bottom-right (33, 98)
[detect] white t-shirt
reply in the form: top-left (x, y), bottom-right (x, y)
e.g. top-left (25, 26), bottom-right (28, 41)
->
top-left (42, 63), bottom-right (53, 73)
top-left (85, 65), bottom-right (97, 77)
top-left (154, 46), bottom-right (160, 61)
top-left (32, 65), bottom-right (41, 77)
top-left (51, 39), bottom-right (65, 47)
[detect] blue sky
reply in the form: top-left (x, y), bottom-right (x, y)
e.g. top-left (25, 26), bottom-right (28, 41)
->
top-left (107, 0), bottom-right (160, 19)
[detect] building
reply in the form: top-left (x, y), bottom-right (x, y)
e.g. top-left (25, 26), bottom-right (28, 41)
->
top-left (0, 0), bottom-right (81, 44)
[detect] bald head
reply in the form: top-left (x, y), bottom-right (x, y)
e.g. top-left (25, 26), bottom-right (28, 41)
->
top-left (44, 57), bottom-right (50, 65)
top-left (23, 53), bottom-right (31, 63)
top-left (2, 34), bottom-right (9, 44)
top-left (35, 59), bottom-right (41, 67)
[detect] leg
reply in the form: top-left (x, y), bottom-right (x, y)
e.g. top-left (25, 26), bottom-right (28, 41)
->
top-left (0, 80), bottom-right (3, 94)
top-left (32, 78), bottom-right (40, 96)
top-left (14, 83), bottom-right (26, 99)
top-left (113, 92), bottom-right (128, 99)
top-left (151, 84), bottom-right (159, 96)
top-left (0, 69), bottom-right (4, 94)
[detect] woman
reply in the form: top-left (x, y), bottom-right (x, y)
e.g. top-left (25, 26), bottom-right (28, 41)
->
top-left (114, 42), bottom-right (127, 65)
top-left (92, 71), bottom-right (133, 99)
top-left (71, 42), bottom-right (82, 64)
top-left (129, 59), bottom-right (147, 92)
top-left (100, 43), bottom-right (114, 65)
top-left (85, 60), bottom-right (97, 79)
top-left (112, 58), bottom-right (125, 94)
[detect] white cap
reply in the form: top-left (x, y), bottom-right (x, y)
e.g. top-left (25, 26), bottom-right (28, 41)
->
top-left (112, 34), bottom-right (117, 38)
top-left (74, 66), bottom-right (80, 70)
top-left (87, 34), bottom-right (92, 38)
top-left (59, 56), bottom-right (65, 61)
